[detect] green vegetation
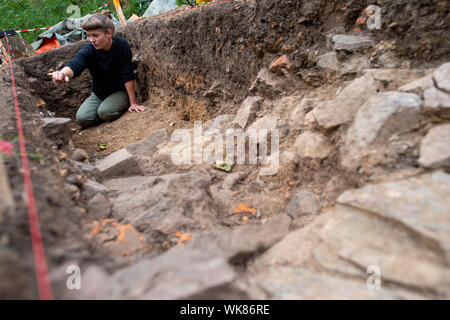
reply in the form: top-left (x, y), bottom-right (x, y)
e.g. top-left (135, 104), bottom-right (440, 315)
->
top-left (0, 0), bottom-right (146, 44)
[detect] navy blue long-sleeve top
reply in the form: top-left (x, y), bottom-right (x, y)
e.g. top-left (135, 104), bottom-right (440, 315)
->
top-left (66, 36), bottom-right (135, 100)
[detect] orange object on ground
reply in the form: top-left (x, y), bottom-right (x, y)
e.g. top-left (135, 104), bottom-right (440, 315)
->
top-left (232, 203), bottom-right (257, 215)
top-left (35, 34), bottom-right (60, 54)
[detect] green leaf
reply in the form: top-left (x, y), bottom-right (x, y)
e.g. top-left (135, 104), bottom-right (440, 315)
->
top-left (97, 143), bottom-right (108, 151)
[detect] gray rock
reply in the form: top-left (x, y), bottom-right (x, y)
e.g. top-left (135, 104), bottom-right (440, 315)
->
top-left (250, 171), bottom-right (450, 299)
top-left (337, 171), bottom-right (450, 268)
top-left (65, 158), bottom-right (99, 177)
top-left (331, 34), bottom-right (375, 51)
top-left (341, 92), bottom-right (424, 170)
top-left (63, 183), bottom-right (80, 201)
top-left (338, 54), bottom-right (370, 76)
top-left (287, 191), bottom-right (320, 219)
top-left (185, 215), bottom-right (291, 263)
top-left (294, 131), bottom-right (333, 159)
top-left (317, 52), bottom-right (339, 71)
top-left (418, 124), bottom-right (450, 169)
top-left (87, 193), bottom-right (112, 220)
top-left (41, 117), bottom-right (72, 145)
top-left (0, 157), bottom-right (15, 223)
top-left (96, 149), bottom-right (142, 180)
top-left (424, 87), bottom-right (450, 119)
top-left (125, 128), bottom-right (169, 157)
top-left (252, 266), bottom-right (413, 299)
top-left (317, 52), bottom-right (370, 76)
top-left (71, 148), bottom-right (88, 162)
top-left (377, 51), bottom-right (402, 69)
top-left (222, 171), bottom-right (249, 191)
top-left (104, 171), bottom-right (216, 235)
top-left (100, 248), bottom-right (241, 299)
top-left (289, 98), bottom-right (317, 131)
top-left (66, 266), bottom-right (119, 299)
top-left (313, 73), bottom-right (378, 129)
top-left (247, 114), bottom-right (280, 132)
top-left (303, 110), bottom-right (317, 130)
top-left (433, 62), bottom-right (450, 93)
top-left (249, 68), bottom-right (295, 99)
top-left (82, 179), bottom-right (108, 200)
top-left (399, 74), bottom-right (434, 95)
top-left (364, 69), bottom-right (431, 89)
top-left (232, 96), bottom-right (263, 129)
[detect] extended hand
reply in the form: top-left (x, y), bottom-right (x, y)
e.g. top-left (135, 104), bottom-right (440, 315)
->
top-left (128, 104), bottom-right (147, 112)
top-left (47, 71), bottom-right (69, 86)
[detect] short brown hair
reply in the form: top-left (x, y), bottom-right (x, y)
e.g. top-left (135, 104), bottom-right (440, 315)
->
top-left (82, 12), bottom-right (115, 34)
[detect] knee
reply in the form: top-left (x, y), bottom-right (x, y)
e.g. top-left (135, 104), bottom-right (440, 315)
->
top-left (76, 112), bottom-right (98, 128)
top-left (98, 108), bottom-right (123, 122)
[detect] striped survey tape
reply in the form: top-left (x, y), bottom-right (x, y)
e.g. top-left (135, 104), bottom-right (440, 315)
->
top-left (1, 30), bottom-right (53, 300)
top-left (15, 27), bottom-right (51, 33)
top-left (93, 2), bottom-right (111, 13)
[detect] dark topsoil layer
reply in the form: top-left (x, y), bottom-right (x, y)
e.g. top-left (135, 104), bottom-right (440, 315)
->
top-left (1, 0), bottom-right (448, 298)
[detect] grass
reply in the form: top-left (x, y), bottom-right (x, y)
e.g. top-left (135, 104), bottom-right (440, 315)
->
top-left (0, 0), bottom-right (145, 44)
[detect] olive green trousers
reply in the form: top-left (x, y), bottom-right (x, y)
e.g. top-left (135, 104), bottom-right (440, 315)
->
top-left (76, 91), bottom-right (129, 128)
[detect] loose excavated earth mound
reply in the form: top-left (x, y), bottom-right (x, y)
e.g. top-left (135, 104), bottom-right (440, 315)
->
top-left (1, 0), bottom-right (449, 299)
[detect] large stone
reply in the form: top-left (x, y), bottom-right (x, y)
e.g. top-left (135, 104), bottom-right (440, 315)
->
top-left (249, 68), bottom-right (295, 99)
top-left (184, 215), bottom-right (291, 263)
top-left (338, 54), bottom-right (370, 76)
top-left (71, 148), bottom-right (88, 162)
top-left (247, 114), bottom-right (281, 132)
top-left (424, 87), bottom-right (450, 119)
top-left (125, 128), bottom-right (169, 157)
top-left (331, 34), bottom-right (375, 51)
top-left (336, 171), bottom-right (450, 268)
top-left (399, 74), bottom-right (434, 95)
top-left (87, 193), bottom-right (112, 220)
top-left (65, 158), bottom-right (99, 177)
top-left (364, 69), bottom-right (430, 90)
top-left (341, 92), bottom-right (424, 170)
top-left (81, 179), bottom-right (108, 200)
top-left (104, 171), bottom-right (216, 235)
top-left (0, 157), bottom-right (15, 223)
top-left (313, 73), bottom-right (378, 129)
top-left (286, 191), bottom-right (320, 219)
top-left (232, 96), bottom-right (263, 129)
top-left (96, 148), bottom-right (142, 180)
top-left (294, 131), bottom-right (333, 159)
top-left (41, 117), bottom-right (72, 145)
top-left (249, 171), bottom-right (450, 299)
top-left (316, 52), bottom-right (339, 71)
top-left (289, 98), bottom-right (317, 131)
top-left (418, 124), bottom-right (450, 169)
top-left (303, 110), bottom-right (317, 130)
top-left (88, 247), bottom-right (241, 299)
top-left (433, 62), bottom-right (450, 93)
top-left (251, 266), bottom-right (414, 299)
top-left (317, 52), bottom-right (370, 76)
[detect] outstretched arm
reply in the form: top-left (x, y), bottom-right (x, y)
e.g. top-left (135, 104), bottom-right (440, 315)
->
top-left (125, 80), bottom-right (146, 112)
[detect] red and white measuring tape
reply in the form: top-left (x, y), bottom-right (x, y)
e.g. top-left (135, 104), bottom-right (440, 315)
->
top-left (2, 30), bottom-right (53, 300)
top-left (93, 2), bottom-right (111, 13)
top-left (15, 27), bottom-right (51, 34)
